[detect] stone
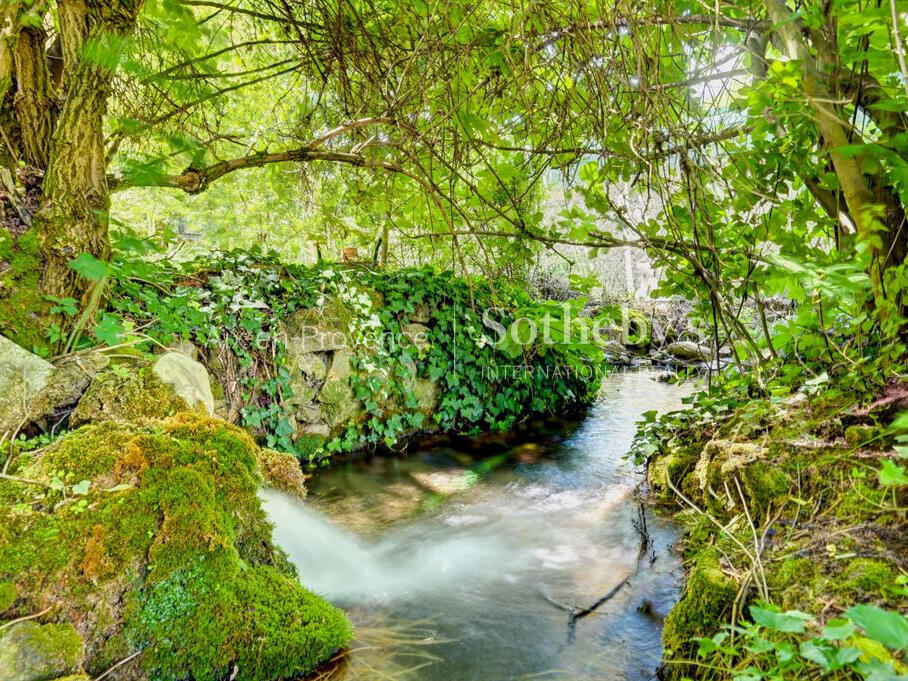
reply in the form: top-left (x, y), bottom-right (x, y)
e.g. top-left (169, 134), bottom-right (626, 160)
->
top-left (286, 373), bottom-right (317, 406)
top-left (166, 338), bottom-right (199, 361)
top-left (409, 470), bottom-right (473, 495)
top-left (665, 340), bottom-right (711, 363)
top-left (0, 335), bottom-right (55, 433)
top-left (410, 304), bottom-right (431, 323)
top-left (70, 366), bottom-right (188, 426)
top-left (401, 323), bottom-right (430, 352)
top-left (300, 423), bottom-right (331, 437)
top-left (318, 350), bottom-right (362, 427)
top-left (601, 339), bottom-right (632, 365)
top-left (152, 352), bottom-right (215, 415)
top-left (411, 378), bottom-right (438, 413)
top-left (0, 621), bottom-right (84, 681)
top-left (283, 298), bottom-right (353, 353)
top-left (296, 352), bottom-right (328, 381)
top-left (24, 354), bottom-right (110, 429)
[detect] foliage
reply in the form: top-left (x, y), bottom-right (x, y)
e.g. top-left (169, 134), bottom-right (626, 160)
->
top-left (693, 602), bottom-right (908, 681)
top-left (100, 243), bottom-right (605, 460)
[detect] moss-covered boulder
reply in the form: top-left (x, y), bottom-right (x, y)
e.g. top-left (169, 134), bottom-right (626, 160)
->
top-left (0, 621), bottom-right (84, 681)
top-left (0, 412), bottom-right (352, 681)
top-left (69, 365), bottom-right (189, 426)
top-left (662, 550), bottom-right (737, 679)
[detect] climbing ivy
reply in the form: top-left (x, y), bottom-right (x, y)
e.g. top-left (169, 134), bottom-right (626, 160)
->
top-left (103, 246), bottom-right (607, 461)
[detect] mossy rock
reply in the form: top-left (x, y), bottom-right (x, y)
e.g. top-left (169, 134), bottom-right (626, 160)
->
top-left (647, 448), bottom-right (697, 499)
top-left (69, 366), bottom-right (189, 426)
top-left (0, 412), bottom-right (352, 681)
top-left (0, 621), bottom-right (84, 681)
top-left (661, 550), bottom-right (737, 678)
top-left (258, 448), bottom-right (308, 497)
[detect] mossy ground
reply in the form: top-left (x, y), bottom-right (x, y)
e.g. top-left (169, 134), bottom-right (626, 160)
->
top-left (647, 390), bottom-right (908, 678)
top-left (0, 412), bottom-right (352, 681)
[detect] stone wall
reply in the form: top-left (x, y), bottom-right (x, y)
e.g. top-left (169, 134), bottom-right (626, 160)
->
top-left (280, 296), bottom-right (439, 442)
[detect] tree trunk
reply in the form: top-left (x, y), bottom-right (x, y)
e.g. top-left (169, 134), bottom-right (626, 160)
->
top-left (34, 0), bottom-right (144, 302)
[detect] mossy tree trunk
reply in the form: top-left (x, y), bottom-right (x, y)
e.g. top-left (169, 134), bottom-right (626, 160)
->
top-left (0, 0), bottom-right (143, 344)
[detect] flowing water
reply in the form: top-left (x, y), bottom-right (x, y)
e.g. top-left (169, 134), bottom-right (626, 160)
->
top-left (262, 370), bottom-right (691, 681)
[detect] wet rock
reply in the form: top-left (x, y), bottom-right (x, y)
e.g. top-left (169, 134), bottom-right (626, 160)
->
top-left (665, 341), bottom-right (711, 363)
top-left (0, 335), bottom-right (55, 433)
top-left (152, 352), bottom-right (215, 415)
top-left (601, 340), bottom-right (632, 365)
top-left (409, 469), bottom-right (474, 495)
top-left (0, 621), bottom-right (84, 681)
top-left (286, 373), bottom-right (317, 406)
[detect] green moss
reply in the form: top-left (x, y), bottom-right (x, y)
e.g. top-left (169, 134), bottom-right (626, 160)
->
top-left (0, 412), bottom-right (352, 681)
top-left (69, 366), bottom-right (188, 426)
top-left (130, 561), bottom-right (351, 681)
top-left (0, 229), bottom-right (46, 352)
top-left (662, 550), bottom-right (738, 678)
top-left (844, 424), bottom-right (881, 448)
top-left (0, 621), bottom-right (84, 681)
top-left (837, 558), bottom-right (897, 599)
top-left (294, 433), bottom-right (326, 461)
top-left (0, 580), bottom-right (15, 612)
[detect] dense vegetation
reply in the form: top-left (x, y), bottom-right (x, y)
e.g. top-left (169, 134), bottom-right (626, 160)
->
top-left (1, 0), bottom-right (908, 679)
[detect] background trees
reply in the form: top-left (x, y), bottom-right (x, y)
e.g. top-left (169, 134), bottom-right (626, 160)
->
top-left (1, 0), bottom-right (907, 360)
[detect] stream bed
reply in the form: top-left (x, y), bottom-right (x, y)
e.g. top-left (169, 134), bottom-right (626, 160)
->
top-left (263, 370), bottom-right (691, 681)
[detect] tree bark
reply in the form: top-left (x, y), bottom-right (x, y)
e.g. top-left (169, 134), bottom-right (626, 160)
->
top-left (34, 0), bottom-right (145, 302)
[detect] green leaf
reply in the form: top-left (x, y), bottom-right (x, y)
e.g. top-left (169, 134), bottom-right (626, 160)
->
top-left (846, 604), bottom-right (908, 651)
top-left (92, 314), bottom-right (125, 346)
top-left (822, 618), bottom-right (856, 640)
top-left (878, 459), bottom-right (908, 486)
top-left (71, 480), bottom-right (91, 495)
top-left (68, 253), bottom-right (108, 281)
top-left (749, 604), bottom-right (813, 633)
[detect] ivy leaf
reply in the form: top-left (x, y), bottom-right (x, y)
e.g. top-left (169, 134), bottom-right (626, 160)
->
top-left (846, 604), bottom-right (908, 651)
top-left (749, 604), bottom-right (813, 633)
top-left (68, 253), bottom-right (108, 281)
top-left (878, 459), bottom-right (908, 486)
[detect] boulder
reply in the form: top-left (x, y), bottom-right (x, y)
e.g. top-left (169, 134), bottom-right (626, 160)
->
top-left (286, 373), bottom-right (317, 406)
top-left (0, 621), bottom-right (84, 681)
top-left (152, 352), bottom-right (215, 416)
top-left (23, 354), bottom-right (110, 430)
top-left (1, 413), bottom-right (352, 680)
top-left (70, 366), bottom-right (188, 426)
top-left (0, 335), bottom-right (54, 433)
top-left (665, 341), bottom-right (711, 363)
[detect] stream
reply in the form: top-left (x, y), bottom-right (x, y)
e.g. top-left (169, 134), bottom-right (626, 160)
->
top-left (262, 370), bottom-right (691, 681)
